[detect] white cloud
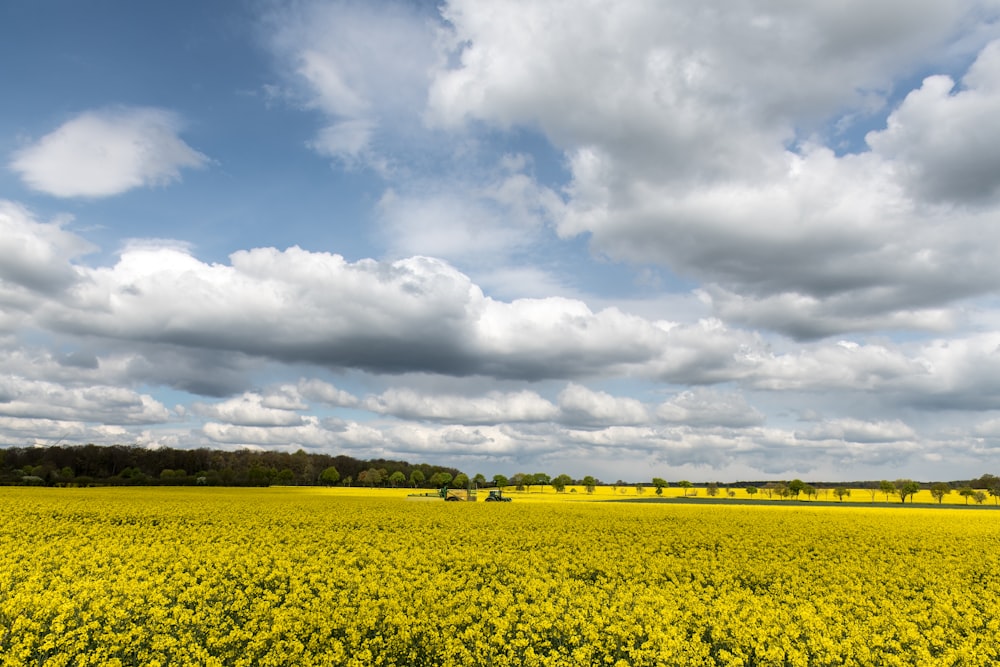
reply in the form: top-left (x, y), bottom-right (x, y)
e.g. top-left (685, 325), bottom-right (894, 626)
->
top-left (867, 40), bottom-right (1000, 203)
top-left (556, 383), bottom-right (649, 427)
top-left (296, 379), bottom-right (359, 408)
top-left (796, 418), bottom-right (917, 444)
top-left (656, 389), bottom-right (764, 428)
top-left (10, 235), bottom-right (761, 384)
top-left (193, 391), bottom-right (305, 427)
top-left (9, 107), bottom-right (208, 198)
top-left (364, 388), bottom-right (558, 424)
top-left (426, 2), bottom-right (1000, 338)
top-left (0, 376), bottom-right (169, 425)
top-left (0, 201), bottom-right (93, 296)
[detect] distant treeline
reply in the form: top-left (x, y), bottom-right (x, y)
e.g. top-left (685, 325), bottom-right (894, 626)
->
top-left (730, 476), bottom-right (1000, 491)
top-left (0, 444), bottom-right (462, 488)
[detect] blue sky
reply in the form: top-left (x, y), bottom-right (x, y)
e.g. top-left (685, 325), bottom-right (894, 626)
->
top-left (4, 1), bottom-right (1000, 482)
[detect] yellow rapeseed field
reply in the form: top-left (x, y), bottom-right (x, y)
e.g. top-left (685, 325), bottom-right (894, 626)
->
top-left (2, 487), bottom-right (999, 666)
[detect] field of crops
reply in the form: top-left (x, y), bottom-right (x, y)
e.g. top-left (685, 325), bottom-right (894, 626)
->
top-left (2, 487), bottom-right (999, 666)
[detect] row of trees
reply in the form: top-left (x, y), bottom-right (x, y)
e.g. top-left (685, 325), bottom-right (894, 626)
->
top-left (0, 445), bottom-right (461, 488)
top-left (665, 477), bottom-right (1000, 505)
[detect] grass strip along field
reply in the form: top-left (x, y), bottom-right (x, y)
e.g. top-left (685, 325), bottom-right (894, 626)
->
top-left (2, 487), bottom-right (999, 666)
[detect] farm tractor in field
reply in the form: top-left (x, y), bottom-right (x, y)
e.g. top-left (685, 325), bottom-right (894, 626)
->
top-left (484, 489), bottom-right (512, 502)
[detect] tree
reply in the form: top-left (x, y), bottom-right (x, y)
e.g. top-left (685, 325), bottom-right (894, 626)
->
top-left (802, 484), bottom-right (816, 501)
top-left (880, 480), bottom-right (896, 502)
top-left (930, 482), bottom-right (951, 504)
top-left (429, 472), bottom-right (452, 488)
top-left (389, 471), bottom-right (406, 487)
top-left (972, 473), bottom-right (1000, 490)
top-left (409, 469), bottom-right (425, 488)
top-left (652, 478), bottom-right (668, 493)
top-left (974, 491), bottom-right (988, 505)
top-left (895, 479), bottom-right (920, 503)
top-left (453, 473), bottom-right (470, 489)
top-left (678, 480), bottom-right (693, 497)
top-left (319, 466), bottom-right (340, 486)
top-left (706, 483), bottom-right (719, 497)
top-left (788, 479), bottom-right (805, 499)
top-left (762, 483), bottom-right (776, 499)
top-left (510, 473), bottom-right (528, 491)
top-left (834, 487), bottom-right (850, 502)
top-left (959, 486), bottom-right (975, 505)
top-left (775, 483), bottom-right (790, 499)
top-left (533, 473), bottom-right (551, 492)
top-left (552, 474), bottom-right (572, 493)
top-left (582, 475), bottom-right (597, 494)
top-left (990, 485), bottom-right (1000, 506)
top-left (360, 468), bottom-right (383, 487)
top-left (473, 473), bottom-right (487, 487)
top-left (635, 484), bottom-right (645, 495)
top-left (745, 486), bottom-right (758, 498)
top-left (492, 474), bottom-right (509, 489)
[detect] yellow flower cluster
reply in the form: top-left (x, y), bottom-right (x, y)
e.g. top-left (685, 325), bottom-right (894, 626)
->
top-left (1, 487), bottom-right (998, 666)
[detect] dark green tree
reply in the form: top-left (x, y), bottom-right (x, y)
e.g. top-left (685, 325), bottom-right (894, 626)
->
top-left (551, 474), bottom-right (572, 492)
top-left (533, 472), bottom-right (551, 492)
top-left (582, 475), bottom-right (597, 494)
top-left (879, 480), bottom-right (896, 502)
top-left (895, 479), bottom-right (920, 503)
top-left (930, 482), bottom-right (951, 504)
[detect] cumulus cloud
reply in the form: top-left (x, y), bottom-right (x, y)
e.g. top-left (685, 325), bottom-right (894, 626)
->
top-left (867, 40), bottom-right (1000, 203)
top-left (0, 376), bottom-right (169, 425)
top-left (9, 107), bottom-right (208, 198)
top-left (425, 2), bottom-right (1000, 338)
top-left (556, 383), bottom-right (649, 427)
top-left (296, 379), bottom-right (359, 408)
top-left (656, 389), bottom-right (764, 428)
top-left (12, 236), bottom-right (765, 383)
top-left (193, 391), bottom-right (305, 427)
top-left (0, 201), bottom-right (92, 296)
top-left (796, 418), bottom-right (917, 444)
top-left (364, 388), bottom-right (558, 424)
